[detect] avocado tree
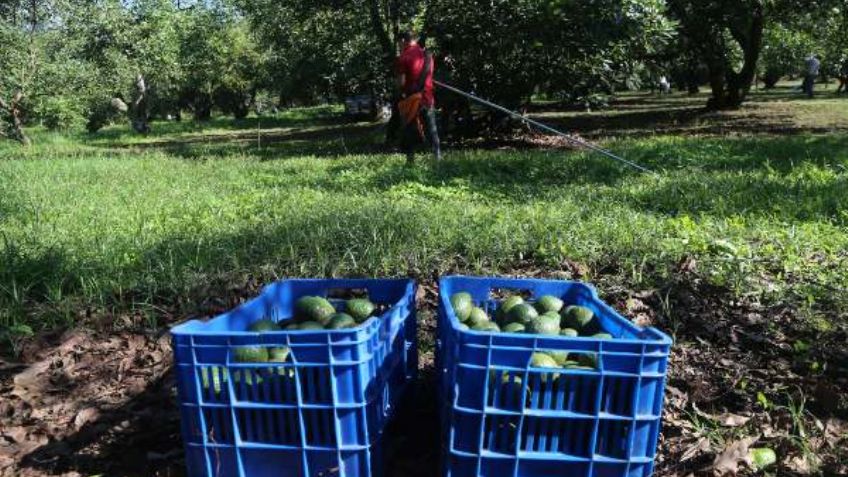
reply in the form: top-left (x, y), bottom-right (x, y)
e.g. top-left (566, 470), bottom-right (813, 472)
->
top-left (424, 0), bottom-right (674, 130)
top-left (668, 0), bottom-right (842, 109)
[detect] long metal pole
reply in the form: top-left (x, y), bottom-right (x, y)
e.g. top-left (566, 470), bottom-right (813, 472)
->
top-left (434, 80), bottom-right (655, 175)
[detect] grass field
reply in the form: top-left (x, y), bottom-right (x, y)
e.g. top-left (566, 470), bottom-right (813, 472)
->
top-left (2, 88), bottom-right (848, 476)
top-left (2, 91), bottom-right (847, 336)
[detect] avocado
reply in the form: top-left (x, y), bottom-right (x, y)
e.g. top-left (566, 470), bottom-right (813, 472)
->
top-left (507, 303), bottom-right (539, 326)
top-left (561, 305), bottom-right (597, 332)
top-left (451, 292), bottom-right (473, 322)
top-left (249, 318), bottom-right (281, 332)
top-left (530, 352), bottom-right (560, 369)
top-left (534, 295), bottom-right (564, 314)
top-left (298, 321), bottom-right (324, 330)
top-left (294, 296), bottom-right (336, 325)
top-left (547, 350), bottom-right (571, 367)
top-left (526, 312), bottom-right (560, 335)
top-left (467, 307), bottom-right (490, 327)
top-left (490, 372), bottom-right (528, 406)
top-left (502, 322), bottom-right (526, 334)
top-left (284, 322), bottom-right (300, 331)
top-left (457, 323), bottom-right (470, 331)
top-left (326, 313), bottom-right (357, 329)
top-left (200, 366), bottom-right (227, 394)
top-left (592, 332), bottom-right (612, 340)
top-left (496, 295), bottom-right (525, 324)
top-left (268, 346), bottom-right (290, 362)
top-left (577, 353), bottom-right (599, 369)
top-left (233, 346), bottom-right (269, 363)
top-left (560, 328), bottom-right (579, 337)
top-left (346, 298), bottom-right (375, 323)
top-left (472, 321), bottom-right (501, 332)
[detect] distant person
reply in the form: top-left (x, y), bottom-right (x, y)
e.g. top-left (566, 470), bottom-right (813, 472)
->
top-left (803, 54), bottom-right (821, 98)
top-left (838, 57), bottom-right (848, 94)
top-left (395, 30), bottom-right (442, 164)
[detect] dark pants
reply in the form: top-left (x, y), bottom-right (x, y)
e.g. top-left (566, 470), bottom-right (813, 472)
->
top-left (838, 76), bottom-right (848, 94)
top-left (401, 106), bottom-right (441, 164)
top-left (803, 74), bottom-right (817, 98)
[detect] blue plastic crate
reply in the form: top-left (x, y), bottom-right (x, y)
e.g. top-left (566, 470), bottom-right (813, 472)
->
top-left (172, 278), bottom-right (417, 477)
top-left (437, 276), bottom-right (672, 477)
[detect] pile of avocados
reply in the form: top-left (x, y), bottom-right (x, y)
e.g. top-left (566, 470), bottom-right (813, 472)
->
top-left (451, 291), bottom-right (613, 371)
top-left (234, 295), bottom-right (377, 363)
top-left (202, 295), bottom-right (378, 392)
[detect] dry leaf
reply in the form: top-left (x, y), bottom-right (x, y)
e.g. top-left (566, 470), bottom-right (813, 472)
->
top-left (785, 455), bottom-right (813, 475)
top-left (73, 406), bottom-right (99, 430)
top-left (681, 436), bottom-right (712, 462)
top-left (718, 413), bottom-right (751, 427)
top-left (712, 435), bottom-right (759, 476)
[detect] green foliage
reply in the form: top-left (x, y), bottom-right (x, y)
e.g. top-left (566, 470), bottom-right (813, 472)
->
top-left (425, 0), bottom-right (676, 107)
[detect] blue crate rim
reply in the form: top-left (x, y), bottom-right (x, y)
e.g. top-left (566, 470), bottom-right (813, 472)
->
top-left (171, 277), bottom-right (415, 337)
top-left (439, 275), bottom-right (672, 346)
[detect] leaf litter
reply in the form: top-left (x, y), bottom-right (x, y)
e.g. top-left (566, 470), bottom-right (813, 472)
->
top-left (0, 272), bottom-right (845, 477)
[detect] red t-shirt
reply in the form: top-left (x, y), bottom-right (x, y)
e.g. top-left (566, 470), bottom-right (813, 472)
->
top-left (396, 43), bottom-right (435, 107)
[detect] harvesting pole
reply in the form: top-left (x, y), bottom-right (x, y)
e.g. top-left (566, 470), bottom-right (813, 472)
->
top-left (434, 80), bottom-right (655, 175)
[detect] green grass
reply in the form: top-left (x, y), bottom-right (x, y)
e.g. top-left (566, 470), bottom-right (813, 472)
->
top-left (1, 104), bottom-right (847, 337)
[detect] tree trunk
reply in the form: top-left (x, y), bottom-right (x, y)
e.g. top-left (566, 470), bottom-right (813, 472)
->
top-left (0, 91), bottom-right (30, 146)
top-left (706, 6), bottom-right (764, 110)
top-left (131, 74), bottom-right (150, 133)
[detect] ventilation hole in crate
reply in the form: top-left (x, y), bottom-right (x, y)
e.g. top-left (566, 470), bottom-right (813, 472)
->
top-left (522, 417), bottom-right (594, 456)
top-left (203, 406), bottom-right (233, 444)
top-left (199, 366), bottom-right (230, 403)
top-left (237, 408), bottom-right (301, 445)
top-left (595, 420), bottom-right (631, 459)
top-left (298, 367), bottom-right (333, 404)
top-left (488, 370), bottom-right (527, 410)
top-left (526, 370), bottom-right (566, 411)
top-left (483, 414), bottom-right (519, 455)
top-left (601, 377), bottom-right (637, 417)
top-left (303, 409), bottom-right (337, 447)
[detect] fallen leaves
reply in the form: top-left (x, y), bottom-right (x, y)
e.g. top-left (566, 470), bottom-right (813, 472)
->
top-left (711, 436), bottom-right (759, 476)
top-left (0, 329), bottom-right (175, 477)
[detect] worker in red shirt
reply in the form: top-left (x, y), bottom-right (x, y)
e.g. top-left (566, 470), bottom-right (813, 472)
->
top-left (395, 30), bottom-right (442, 163)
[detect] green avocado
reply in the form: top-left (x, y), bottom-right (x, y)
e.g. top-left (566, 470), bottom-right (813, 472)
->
top-left (294, 296), bottom-right (336, 325)
top-left (560, 328), bottom-right (579, 337)
top-left (298, 321), bottom-right (324, 330)
top-left (346, 298), bottom-right (375, 323)
top-left (233, 346), bottom-right (269, 363)
top-left (547, 350), bottom-right (571, 367)
top-left (507, 303), bottom-right (539, 326)
top-left (451, 292), bottom-right (473, 322)
top-left (534, 295), bottom-right (564, 314)
top-left (268, 346), bottom-right (290, 362)
top-left (561, 305), bottom-right (597, 333)
top-left (496, 296), bottom-right (525, 324)
top-left (466, 307), bottom-right (490, 327)
top-left (526, 312), bottom-right (561, 336)
top-left (592, 332), bottom-right (613, 340)
top-left (200, 366), bottom-right (227, 394)
top-left (326, 313), bottom-right (357, 329)
top-left (530, 352), bottom-right (560, 369)
top-left (472, 321), bottom-right (501, 332)
top-left (502, 322), bottom-right (526, 334)
top-left (248, 318), bottom-right (281, 332)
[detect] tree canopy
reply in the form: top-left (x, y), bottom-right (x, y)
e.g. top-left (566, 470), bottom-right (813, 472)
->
top-left (0, 0), bottom-right (845, 140)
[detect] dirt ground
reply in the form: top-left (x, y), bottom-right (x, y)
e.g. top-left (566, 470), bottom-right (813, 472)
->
top-left (1, 269), bottom-right (846, 477)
